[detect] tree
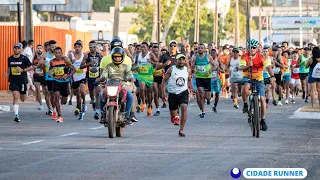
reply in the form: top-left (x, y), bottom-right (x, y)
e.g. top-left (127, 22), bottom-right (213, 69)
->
top-left (92, 0), bottom-right (114, 12)
top-left (230, 0), bottom-right (271, 14)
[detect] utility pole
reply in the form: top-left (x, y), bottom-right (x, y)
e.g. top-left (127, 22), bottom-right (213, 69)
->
top-left (157, 0), bottom-right (161, 43)
top-left (214, 0), bottom-right (218, 46)
top-left (299, 0), bottom-right (303, 47)
top-left (235, 0), bottom-right (240, 45)
top-left (17, 2), bottom-right (22, 42)
top-left (272, 0), bottom-right (276, 42)
top-left (258, 0), bottom-right (262, 42)
top-left (113, 0), bottom-right (120, 37)
top-left (151, 0), bottom-right (158, 42)
top-left (194, 0), bottom-right (199, 43)
top-left (24, 0), bottom-right (33, 41)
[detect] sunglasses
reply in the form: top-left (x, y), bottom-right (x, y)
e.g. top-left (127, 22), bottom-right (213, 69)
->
top-left (170, 45), bottom-right (177, 47)
top-left (89, 46), bottom-right (96, 49)
top-left (251, 47), bottom-right (257, 49)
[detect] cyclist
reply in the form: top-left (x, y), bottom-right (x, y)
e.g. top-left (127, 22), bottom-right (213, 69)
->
top-left (238, 39), bottom-right (275, 131)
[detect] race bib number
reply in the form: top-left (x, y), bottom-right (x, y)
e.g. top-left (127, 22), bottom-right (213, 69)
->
top-left (273, 67), bottom-right (281, 74)
top-left (293, 68), bottom-right (299, 74)
top-left (89, 71), bottom-right (99, 78)
top-left (11, 67), bottom-right (21, 75)
top-left (53, 67), bottom-right (64, 76)
top-left (212, 71), bottom-right (217, 78)
top-left (76, 68), bottom-right (84, 74)
top-left (139, 66), bottom-right (149, 73)
top-left (35, 68), bottom-right (43, 74)
top-left (196, 66), bottom-right (206, 72)
top-left (45, 66), bottom-right (49, 73)
top-left (153, 69), bottom-right (163, 77)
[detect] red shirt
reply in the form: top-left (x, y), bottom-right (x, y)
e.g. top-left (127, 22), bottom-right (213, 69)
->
top-left (291, 59), bottom-right (300, 79)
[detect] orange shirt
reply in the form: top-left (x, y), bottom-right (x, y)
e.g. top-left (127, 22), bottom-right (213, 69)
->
top-left (218, 54), bottom-right (230, 65)
top-left (240, 52), bottom-right (271, 81)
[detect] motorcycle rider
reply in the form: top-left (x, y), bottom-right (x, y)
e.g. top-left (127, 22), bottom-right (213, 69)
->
top-left (99, 47), bottom-right (134, 125)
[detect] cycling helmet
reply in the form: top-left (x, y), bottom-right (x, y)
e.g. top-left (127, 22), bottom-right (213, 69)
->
top-left (111, 47), bottom-right (125, 65)
top-left (110, 37), bottom-right (123, 50)
top-left (247, 39), bottom-right (259, 47)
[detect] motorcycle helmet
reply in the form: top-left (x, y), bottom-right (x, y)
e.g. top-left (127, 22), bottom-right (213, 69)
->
top-left (111, 47), bottom-right (125, 65)
top-left (110, 37), bottom-right (123, 50)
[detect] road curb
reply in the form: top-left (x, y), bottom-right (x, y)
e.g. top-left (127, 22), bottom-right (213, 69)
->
top-left (0, 105), bottom-right (10, 113)
top-left (290, 107), bottom-right (320, 119)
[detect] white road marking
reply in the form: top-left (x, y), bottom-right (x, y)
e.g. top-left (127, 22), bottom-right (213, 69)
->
top-left (188, 104), bottom-right (196, 106)
top-left (89, 126), bottom-right (104, 130)
top-left (60, 132), bottom-right (79, 137)
top-left (22, 140), bottom-right (44, 145)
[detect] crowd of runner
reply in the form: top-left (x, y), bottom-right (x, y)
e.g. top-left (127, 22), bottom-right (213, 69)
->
top-left (5, 38), bottom-right (320, 136)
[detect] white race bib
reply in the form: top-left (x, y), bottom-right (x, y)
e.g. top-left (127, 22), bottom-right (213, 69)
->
top-left (212, 71), bottom-right (217, 78)
top-left (311, 63), bottom-right (320, 78)
top-left (293, 68), bottom-right (299, 74)
top-left (273, 67), bottom-right (281, 74)
top-left (197, 65), bottom-right (205, 72)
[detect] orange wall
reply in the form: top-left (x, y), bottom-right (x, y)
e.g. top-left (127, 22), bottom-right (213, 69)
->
top-left (0, 26), bottom-right (92, 90)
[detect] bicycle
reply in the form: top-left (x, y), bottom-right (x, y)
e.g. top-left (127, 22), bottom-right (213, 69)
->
top-left (247, 78), bottom-right (261, 138)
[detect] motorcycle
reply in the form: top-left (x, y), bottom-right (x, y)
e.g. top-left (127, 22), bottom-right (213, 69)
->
top-left (101, 79), bottom-right (128, 138)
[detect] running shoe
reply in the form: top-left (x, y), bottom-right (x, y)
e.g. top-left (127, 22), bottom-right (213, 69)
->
top-left (78, 112), bottom-right (84, 120)
top-left (272, 100), bottom-right (277, 106)
top-left (173, 116), bottom-right (180, 125)
top-left (261, 120), bottom-right (268, 131)
top-left (94, 112), bottom-right (99, 120)
top-left (285, 99), bottom-right (289, 104)
top-left (14, 115), bottom-right (20, 123)
top-left (233, 103), bottom-right (239, 109)
top-left (68, 100), bottom-right (72, 105)
top-left (141, 104), bottom-right (146, 112)
top-left (74, 108), bottom-right (80, 115)
top-left (212, 107), bottom-right (217, 113)
top-left (179, 129), bottom-right (185, 137)
top-left (56, 116), bottom-right (64, 123)
top-left (292, 99), bottom-right (296, 104)
top-left (52, 112), bottom-right (57, 120)
top-left (46, 109), bottom-right (53, 116)
top-left (147, 107), bottom-right (152, 116)
top-left (242, 104), bottom-right (249, 114)
top-left (82, 104), bottom-right (87, 113)
top-left (277, 101), bottom-right (282, 106)
top-left (199, 112), bottom-right (205, 118)
top-left (154, 111), bottom-right (160, 116)
top-left (161, 103), bottom-right (167, 108)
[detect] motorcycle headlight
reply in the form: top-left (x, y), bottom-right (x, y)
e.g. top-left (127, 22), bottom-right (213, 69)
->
top-left (107, 86), bottom-right (118, 97)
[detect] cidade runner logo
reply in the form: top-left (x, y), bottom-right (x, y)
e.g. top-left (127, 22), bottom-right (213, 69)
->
top-left (230, 168), bottom-right (241, 179)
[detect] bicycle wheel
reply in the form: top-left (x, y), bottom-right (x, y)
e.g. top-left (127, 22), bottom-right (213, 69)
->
top-left (253, 95), bottom-right (260, 138)
top-left (250, 100), bottom-right (255, 137)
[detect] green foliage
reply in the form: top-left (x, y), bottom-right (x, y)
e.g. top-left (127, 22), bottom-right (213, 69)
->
top-left (92, 0), bottom-right (114, 12)
top-left (121, 6), bottom-right (138, 12)
top-left (130, 0), bottom-right (257, 44)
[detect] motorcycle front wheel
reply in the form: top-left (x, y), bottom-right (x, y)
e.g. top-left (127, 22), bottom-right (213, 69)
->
top-left (108, 106), bottom-right (116, 138)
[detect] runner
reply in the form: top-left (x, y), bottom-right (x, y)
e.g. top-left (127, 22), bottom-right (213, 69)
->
top-left (80, 40), bottom-right (103, 120)
top-left (69, 40), bottom-right (87, 120)
top-left (225, 46), bottom-right (242, 109)
top-left (38, 40), bottom-right (56, 118)
top-left (296, 47), bottom-right (311, 102)
top-left (100, 42), bottom-right (109, 57)
top-left (135, 42), bottom-right (158, 116)
top-left (162, 54), bottom-right (192, 136)
top-left (5, 43), bottom-right (33, 122)
top-left (191, 43), bottom-right (216, 118)
top-left (33, 44), bottom-right (46, 110)
top-left (210, 49), bottom-right (224, 113)
top-left (272, 46), bottom-right (287, 106)
top-left (239, 39), bottom-right (275, 131)
top-left (261, 47), bottom-right (274, 107)
top-left (151, 45), bottom-right (163, 116)
top-left (282, 51), bottom-right (291, 104)
top-left (290, 50), bottom-right (301, 104)
top-left (50, 47), bottom-right (76, 122)
top-left (218, 46), bottom-right (231, 98)
top-left (305, 47), bottom-right (320, 108)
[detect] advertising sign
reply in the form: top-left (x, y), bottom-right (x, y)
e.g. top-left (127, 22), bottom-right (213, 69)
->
top-left (272, 16), bottom-right (320, 28)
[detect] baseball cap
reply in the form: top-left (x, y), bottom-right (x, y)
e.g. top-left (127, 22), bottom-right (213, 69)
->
top-left (169, 40), bottom-right (178, 45)
top-left (13, 43), bottom-right (22, 48)
top-left (176, 54), bottom-right (186, 59)
top-left (233, 46), bottom-right (240, 52)
top-left (74, 40), bottom-right (83, 47)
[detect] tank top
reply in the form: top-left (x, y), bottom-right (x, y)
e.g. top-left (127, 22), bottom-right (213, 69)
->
top-left (195, 54), bottom-right (212, 78)
top-left (263, 56), bottom-right (271, 79)
top-left (51, 59), bottom-right (69, 82)
top-left (167, 65), bottom-right (188, 94)
top-left (33, 54), bottom-right (44, 76)
top-left (87, 52), bottom-right (101, 78)
top-left (310, 57), bottom-right (320, 78)
top-left (229, 57), bottom-right (242, 80)
top-left (45, 52), bottom-right (54, 80)
top-left (211, 61), bottom-right (219, 81)
top-left (299, 54), bottom-right (310, 73)
top-left (138, 52), bottom-right (153, 76)
top-left (291, 59), bottom-right (300, 79)
top-left (71, 52), bottom-right (86, 82)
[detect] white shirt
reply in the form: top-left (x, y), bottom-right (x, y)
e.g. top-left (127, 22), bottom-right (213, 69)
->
top-left (23, 47), bottom-right (33, 63)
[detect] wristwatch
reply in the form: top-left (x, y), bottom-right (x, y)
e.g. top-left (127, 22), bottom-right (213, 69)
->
top-left (270, 75), bottom-right (275, 78)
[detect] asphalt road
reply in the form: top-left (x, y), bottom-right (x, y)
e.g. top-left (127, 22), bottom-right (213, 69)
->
top-left (0, 96), bottom-right (319, 180)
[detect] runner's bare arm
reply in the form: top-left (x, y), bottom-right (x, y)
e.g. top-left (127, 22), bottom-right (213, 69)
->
top-left (161, 67), bottom-right (172, 96)
top-left (219, 60), bottom-right (225, 73)
top-left (123, 48), bottom-right (134, 61)
top-left (64, 57), bottom-right (76, 76)
top-left (149, 52), bottom-right (158, 65)
top-left (80, 54), bottom-right (89, 69)
top-left (305, 58), bottom-right (313, 69)
top-left (188, 69), bottom-right (193, 92)
top-left (37, 54), bottom-right (46, 68)
top-left (191, 56), bottom-right (196, 70)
